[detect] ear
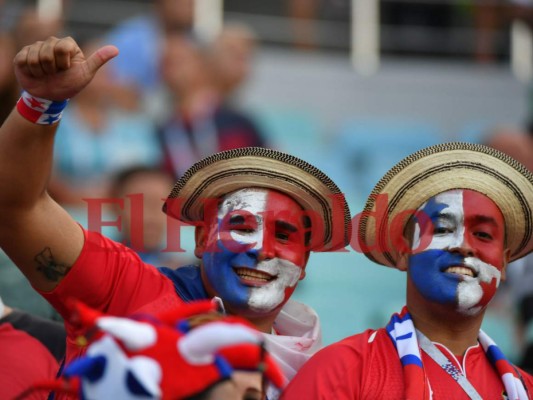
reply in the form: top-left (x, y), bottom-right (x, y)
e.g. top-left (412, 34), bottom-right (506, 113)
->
top-left (397, 251), bottom-right (409, 272)
top-left (298, 251), bottom-right (311, 280)
top-left (194, 226), bottom-right (207, 259)
top-left (500, 248), bottom-right (511, 282)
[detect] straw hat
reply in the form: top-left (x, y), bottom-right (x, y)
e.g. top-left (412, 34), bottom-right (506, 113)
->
top-left (358, 142), bottom-right (533, 268)
top-left (164, 147), bottom-right (351, 251)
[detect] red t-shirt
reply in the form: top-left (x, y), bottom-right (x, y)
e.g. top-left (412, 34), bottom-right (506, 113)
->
top-left (0, 322), bottom-right (59, 400)
top-left (282, 328), bottom-right (533, 399)
top-left (40, 228), bottom-right (182, 366)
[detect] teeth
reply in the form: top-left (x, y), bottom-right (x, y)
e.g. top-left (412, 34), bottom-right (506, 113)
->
top-left (445, 266), bottom-right (475, 277)
top-left (234, 268), bottom-right (275, 282)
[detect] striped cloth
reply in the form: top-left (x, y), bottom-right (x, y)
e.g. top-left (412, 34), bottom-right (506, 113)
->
top-left (386, 307), bottom-right (529, 400)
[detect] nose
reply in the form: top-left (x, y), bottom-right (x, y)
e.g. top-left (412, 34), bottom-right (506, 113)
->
top-left (258, 233), bottom-right (276, 261)
top-left (449, 233), bottom-right (475, 258)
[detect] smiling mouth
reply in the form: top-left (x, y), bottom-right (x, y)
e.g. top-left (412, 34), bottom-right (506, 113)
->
top-left (444, 266), bottom-right (477, 278)
top-left (234, 267), bottom-right (276, 285)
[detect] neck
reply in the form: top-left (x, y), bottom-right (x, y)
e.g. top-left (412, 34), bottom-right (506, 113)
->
top-left (222, 301), bottom-right (278, 334)
top-left (406, 285), bottom-right (484, 355)
top-left (201, 272), bottom-right (277, 334)
top-left (179, 88), bottom-right (219, 120)
top-left (245, 313), bottom-right (277, 334)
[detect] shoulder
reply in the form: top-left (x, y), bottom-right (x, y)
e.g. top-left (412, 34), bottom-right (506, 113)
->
top-left (158, 265), bottom-right (209, 302)
top-left (282, 329), bottom-right (388, 399)
top-left (315, 328), bottom-right (387, 364)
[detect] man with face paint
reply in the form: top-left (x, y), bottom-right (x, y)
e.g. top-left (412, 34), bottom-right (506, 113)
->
top-left (284, 143), bottom-right (533, 399)
top-left (0, 37), bottom-right (351, 399)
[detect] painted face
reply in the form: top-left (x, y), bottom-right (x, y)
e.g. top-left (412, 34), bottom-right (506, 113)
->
top-left (408, 189), bottom-right (506, 315)
top-left (201, 188), bottom-right (307, 316)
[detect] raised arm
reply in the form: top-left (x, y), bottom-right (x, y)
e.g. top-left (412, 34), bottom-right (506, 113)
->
top-left (0, 36), bottom-right (118, 291)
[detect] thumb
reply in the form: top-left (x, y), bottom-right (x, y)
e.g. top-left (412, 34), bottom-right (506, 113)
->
top-left (85, 45), bottom-right (119, 74)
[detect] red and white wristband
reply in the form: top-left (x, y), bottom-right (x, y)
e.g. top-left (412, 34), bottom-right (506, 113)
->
top-left (16, 91), bottom-right (69, 125)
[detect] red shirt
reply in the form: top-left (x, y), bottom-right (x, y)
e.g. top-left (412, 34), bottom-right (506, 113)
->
top-left (0, 323), bottom-right (59, 400)
top-left (40, 229), bottom-right (182, 366)
top-left (282, 328), bottom-right (533, 399)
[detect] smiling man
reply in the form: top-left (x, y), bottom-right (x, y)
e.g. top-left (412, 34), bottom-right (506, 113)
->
top-left (198, 189), bottom-right (309, 327)
top-left (283, 143), bottom-right (533, 399)
top-left (0, 37), bottom-right (351, 399)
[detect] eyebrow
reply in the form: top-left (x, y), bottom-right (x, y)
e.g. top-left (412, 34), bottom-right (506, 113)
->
top-left (468, 215), bottom-right (499, 226)
top-left (276, 220), bottom-right (298, 232)
top-left (432, 212), bottom-right (456, 222)
top-left (228, 214), bottom-right (260, 224)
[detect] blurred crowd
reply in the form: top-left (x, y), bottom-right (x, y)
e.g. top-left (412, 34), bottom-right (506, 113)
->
top-left (0, 0), bottom-right (268, 265)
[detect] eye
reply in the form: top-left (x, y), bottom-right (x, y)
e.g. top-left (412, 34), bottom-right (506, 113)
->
top-left (434, 226), bottom-right (453, 235)
top-left (232, 226), bottom-right (255, 234)
top-left (276, 231), bottom-right (290, 242)
top-left (474, 231), bottom-right (493, 240)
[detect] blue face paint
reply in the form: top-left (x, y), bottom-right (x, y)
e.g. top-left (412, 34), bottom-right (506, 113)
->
top-left (415, 196), bottom-right (448, 237)
top-left (409, 250), bottom-right (464, 304)
top-left (201, 188), bottom-right (307, 315)
top-left (409, 190), bottom-right (507, 314)
top-left (409, 195), bottom-right (462, 305)
top-left (202, 238), bottom-right (259, 312)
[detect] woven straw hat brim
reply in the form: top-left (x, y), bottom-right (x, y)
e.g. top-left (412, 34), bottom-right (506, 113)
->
top-left (163, 147), bottom-right (351, 252)
top-left (359, 142), bottom-right (533, 268)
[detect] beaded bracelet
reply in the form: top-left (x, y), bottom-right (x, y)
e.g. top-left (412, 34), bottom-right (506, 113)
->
top-left (16, 91), bottom-right (69, 125)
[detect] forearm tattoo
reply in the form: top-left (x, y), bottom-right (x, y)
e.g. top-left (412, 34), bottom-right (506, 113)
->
top-left (34, 247), bottom-right (71, 281)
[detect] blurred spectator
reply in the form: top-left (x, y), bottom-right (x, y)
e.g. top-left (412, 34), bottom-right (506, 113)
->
top-left (484, 126), bottom-right (533, 373)
top-left (0, 295), bottom-right (63, 400)
top-left (158, 33), bottom-right (267, 179)
top-left (13, 5), bottom-right (64, 49)
top-left (287, 0), bottom-right (319, 50)
top-left (520, 294), bottom-right (533, 373)
top-left (0, 1), bottom-right (65, 124)
top-left (49, 39), bottom-right (162, 208)
top-left (105, 0), bottom-right (194, 111)
top-left (109, 165), bottom-right (194, 268)
top-left (473, 0), bottom-right (533, 63)
top-left (0, 33), bottom-right (17, 124)
top-left (484, 126), bottom-right (533, 170)
top-left (209, 23), bottom-right (257, 102)
top-left (0, 249), bottom-right (61, 321)
top-left (0, 295), bottom-right (65, 362)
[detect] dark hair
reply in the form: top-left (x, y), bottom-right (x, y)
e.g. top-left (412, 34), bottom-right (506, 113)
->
top-left (183, 378), bottom-right (232, 400)
top-left (111, 165), bottom-right (172, 198)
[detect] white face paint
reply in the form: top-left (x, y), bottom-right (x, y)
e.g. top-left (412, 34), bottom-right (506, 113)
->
top-left (217, 188), bottom-right (267, 249)
top-left (220, 189), bottom-right (302, 312)
top-left (204, 188), bottom-right (306, 314)
top-left (413, 190), bottom-right (466, 252)
top-left (410, 190), bottom-right (503, 316)
top-left (247, 258), bottom-right (302, 312)
top-left (457, 257), bottom-right (501, 315)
